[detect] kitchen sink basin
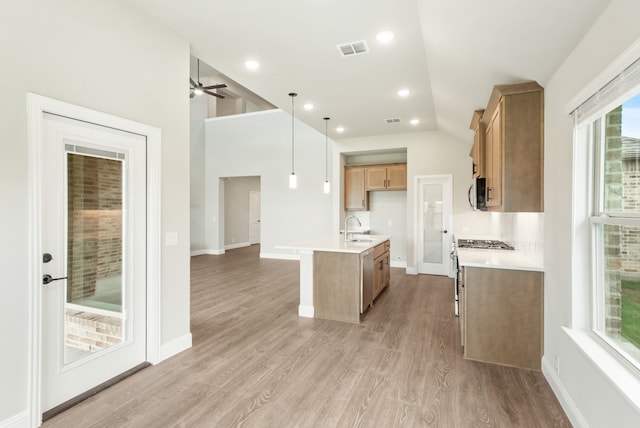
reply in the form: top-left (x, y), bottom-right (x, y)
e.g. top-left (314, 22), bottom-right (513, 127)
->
top-left (347, 239), bottom-right (372, 244)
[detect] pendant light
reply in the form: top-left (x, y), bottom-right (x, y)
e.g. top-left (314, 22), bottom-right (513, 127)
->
top-left (323, 117), bottom-right (331, 194)
top-left (289, 92), bottom-right (298, 189)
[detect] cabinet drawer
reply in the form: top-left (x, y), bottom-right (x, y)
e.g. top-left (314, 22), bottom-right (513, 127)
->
top-left (373, 240), bottom-right (389, 259)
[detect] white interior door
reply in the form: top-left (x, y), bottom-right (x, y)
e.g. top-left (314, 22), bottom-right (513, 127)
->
top-left (40, 112), bottom-right (147, 412)
top-left (249, 190), bottom-right (261, 245)
top-left (417, 175), bottom-right (452, 275)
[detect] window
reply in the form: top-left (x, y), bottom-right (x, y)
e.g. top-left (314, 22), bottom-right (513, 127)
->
top-left (587, 91), bottom-right (640, 368)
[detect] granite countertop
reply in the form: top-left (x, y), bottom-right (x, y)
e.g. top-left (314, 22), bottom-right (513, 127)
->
top-left (457, 247), bottom-right (543, 272)
top-left (278, 234), bottom-right (391, 254)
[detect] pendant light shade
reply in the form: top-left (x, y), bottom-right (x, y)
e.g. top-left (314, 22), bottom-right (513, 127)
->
top-left (289, 92), bottom-right (297, 189)
top-left (323, 117), bottom-right (331, 194)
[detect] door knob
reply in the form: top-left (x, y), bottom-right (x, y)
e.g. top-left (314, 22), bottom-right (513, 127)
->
top-left (43, 253), bottom-right (53, 263)
top-left (43, 274), bottom-right (68, 285)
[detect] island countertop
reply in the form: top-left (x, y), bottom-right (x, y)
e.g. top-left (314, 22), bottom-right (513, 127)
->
top-left (277, 234), bottom-right (391, 254)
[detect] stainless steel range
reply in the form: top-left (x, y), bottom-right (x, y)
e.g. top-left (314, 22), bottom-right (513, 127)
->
top-left (457, 239), bottom-right (514, 250)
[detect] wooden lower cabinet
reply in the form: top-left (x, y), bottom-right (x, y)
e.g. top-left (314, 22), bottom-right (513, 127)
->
top-left (462, 266), bottom-right (543, 370)
top-left (373, 240), bottom-right (390, 299)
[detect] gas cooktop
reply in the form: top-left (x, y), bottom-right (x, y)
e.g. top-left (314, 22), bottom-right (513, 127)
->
top-left (457, 239), bottom-right (514, 250)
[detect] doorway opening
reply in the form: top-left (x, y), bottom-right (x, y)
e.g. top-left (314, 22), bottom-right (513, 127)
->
top-left (222, 176), bottom-right (261, 251)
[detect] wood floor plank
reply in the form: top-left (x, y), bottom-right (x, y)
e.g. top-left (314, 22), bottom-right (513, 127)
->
top-left (43, 244), bottom-right (570, 428)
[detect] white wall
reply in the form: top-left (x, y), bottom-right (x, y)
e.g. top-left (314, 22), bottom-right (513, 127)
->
top-left (334, 131), bottom-right (472, 271)
top-left (191, 93), bottom-right (208, 251)
top-left (543, 0), bottom-right (640, 425)
top-left (0, 1), bottom-right (191, 424)
top-left (224, 176), bottom-right (261, 246)
top-left (204, 110), bottom-right (333, 257)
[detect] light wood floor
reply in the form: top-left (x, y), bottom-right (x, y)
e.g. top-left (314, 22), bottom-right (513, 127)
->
top-left (44, 245), bottom-right (570, 427)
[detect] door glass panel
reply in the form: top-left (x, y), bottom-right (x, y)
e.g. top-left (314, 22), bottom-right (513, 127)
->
top-left (65, 152), bottom-right (124, 364)
top-left (423, 183), bottom-right (443, 264)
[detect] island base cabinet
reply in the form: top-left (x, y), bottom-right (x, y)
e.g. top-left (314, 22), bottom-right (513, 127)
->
top-left (463, 267), bottom-right (543, 370)
top-left (313, 252), bottom-right (362, 324)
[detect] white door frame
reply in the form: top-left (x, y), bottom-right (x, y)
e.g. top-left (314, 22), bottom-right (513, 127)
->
top-left (26, 93), bottom-right (162, 426)
top-left (413, 174), bottom-right (453, 276)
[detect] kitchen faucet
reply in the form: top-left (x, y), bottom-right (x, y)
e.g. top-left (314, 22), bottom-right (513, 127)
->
top-left (344, 215), bottom-right (361, 241)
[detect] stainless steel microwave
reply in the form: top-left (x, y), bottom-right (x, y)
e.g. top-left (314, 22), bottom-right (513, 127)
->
top-left (468, 177), bottom-right (487, 211)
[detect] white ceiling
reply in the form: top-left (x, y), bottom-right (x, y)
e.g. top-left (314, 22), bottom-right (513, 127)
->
top-left (125, 0), bottom-right (610, 144)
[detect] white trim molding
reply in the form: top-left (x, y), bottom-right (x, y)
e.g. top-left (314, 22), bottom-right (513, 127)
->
top-left (390, 261), bottom-right (407, 268)
top-left (191, 249), bottom-right (225, 256)
top-left (224, 241), bottom-right (251, 250)
top-left (26, 93), bottom-right (162, 425)
top-left (541, 355), bottom-right (588, 428)
top-left (0, 410), bottom-right (29, 428)
top-left (158, 333), bottom-right (193, 362)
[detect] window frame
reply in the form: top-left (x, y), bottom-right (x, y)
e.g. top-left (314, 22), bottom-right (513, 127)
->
top-left (586, 100), bottom-right (640, 373)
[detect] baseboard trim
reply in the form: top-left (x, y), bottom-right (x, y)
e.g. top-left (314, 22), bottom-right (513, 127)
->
top-left (541, 355), bottom-right (588, 428)
top-left (260, 252), bottom-right (299, 261)
top-left (390, 260), bottom-right (407, 268)
top-left (158, 333), bottom-right (192, 362)
top-left (224, 242), bottom-right (250, 250)
top-left (0, 410), bottom-right (29, 428)
top-left (191, 249), bottom-right (224, 256)
top-left (405, 267), bottom-right (418, 275)
top-left (298, 305), bottom-right (314, 318)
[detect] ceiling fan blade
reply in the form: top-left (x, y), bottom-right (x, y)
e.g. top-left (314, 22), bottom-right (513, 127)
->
top-left (204, 89), bottom-right (225, 99)
top-left (190, 77), bottom-right (197, 88)
top-left (202, 83), bottom-right (227, 90)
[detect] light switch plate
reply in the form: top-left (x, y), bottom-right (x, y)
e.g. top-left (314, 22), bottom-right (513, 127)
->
top-left (166, 232), bottom-right (178, 246)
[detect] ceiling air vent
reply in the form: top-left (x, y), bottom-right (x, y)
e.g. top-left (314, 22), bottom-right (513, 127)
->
top-left (337, 40), bottom-right (369, 57)
top-left (385, 117), bottom-right (401, 124)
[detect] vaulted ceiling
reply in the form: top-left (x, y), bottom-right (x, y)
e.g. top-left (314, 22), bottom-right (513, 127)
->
top-left (124, 0), bottom-right (610, 144)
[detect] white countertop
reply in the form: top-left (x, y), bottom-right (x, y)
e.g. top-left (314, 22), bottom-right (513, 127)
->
top-left (457, 247), bottom-right (543, 272)
top-left (277, 234), bottom-right (391, 254)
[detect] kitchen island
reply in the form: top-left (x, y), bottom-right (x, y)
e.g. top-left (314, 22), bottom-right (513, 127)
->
top-left (278, 234), bottom-right (391, 323)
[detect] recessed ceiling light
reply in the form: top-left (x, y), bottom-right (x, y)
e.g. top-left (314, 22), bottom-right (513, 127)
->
top-left (303, 103), bottom-right (314, 110)
top-left (245, 60), bottom-right (260, 70)
top-left (398, 88), bottom-right (410, 97)
top-left (376, 31), bottom-right (394, 43)
top-left (410, 118), bottom-right (420, 125)
top-left (336, 127), bottom-right (345, 133)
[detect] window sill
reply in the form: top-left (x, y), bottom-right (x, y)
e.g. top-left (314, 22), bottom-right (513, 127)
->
top-left (563, 327), bottom-right (640, 412)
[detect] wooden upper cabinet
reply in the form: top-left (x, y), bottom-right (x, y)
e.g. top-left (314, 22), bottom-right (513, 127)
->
top-left (366, 163), bottom-right (407, 191)
top-left (485, 105), bottom-right (503, 208)
top-left (344, 166), bottom-right (368, 211)
top-left (345, 163), bottom-right (407, 211)
top-left (469, 109), bottom-right (485, 178)
top-left (479, 81), bottom-right (544, 212)
top-left (366, 166), bottom-right (388, 190)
